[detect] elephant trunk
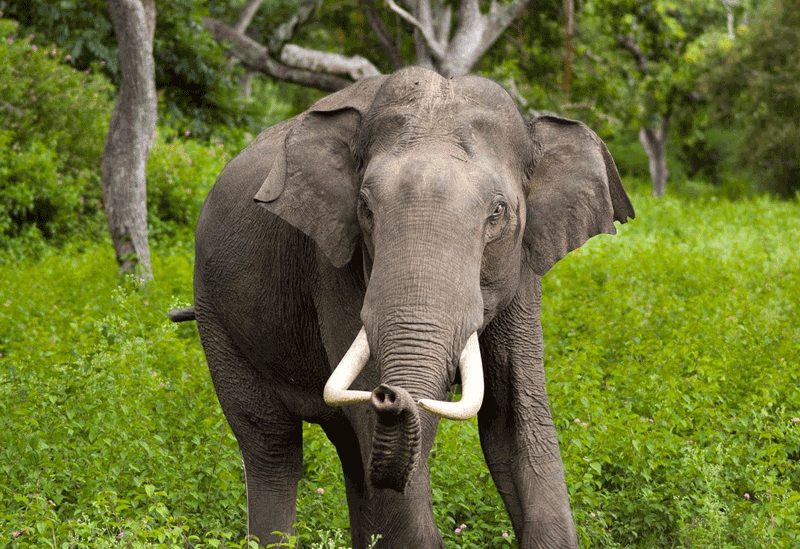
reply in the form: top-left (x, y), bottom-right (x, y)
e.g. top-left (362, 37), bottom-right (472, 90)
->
top-left (367, 384), bottom-right (421, 491)
top-left (323, 326), bottom-right (484, 492)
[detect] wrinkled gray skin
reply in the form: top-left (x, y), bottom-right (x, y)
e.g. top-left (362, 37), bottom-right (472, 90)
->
top-left (191, 67), bottom-right (634, 549)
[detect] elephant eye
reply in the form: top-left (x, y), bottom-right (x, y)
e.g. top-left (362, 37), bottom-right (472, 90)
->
top-left (489, 202), bottom-right (506, 224)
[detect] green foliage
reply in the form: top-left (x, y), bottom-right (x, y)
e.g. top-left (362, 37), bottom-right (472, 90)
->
top-left (577, 0), bottom-right (728, 127)
top-left (476, 0), bottom-right (565, 112)
top-left (1, 0), bottom-right (114, 71)
top-left (704, 0), bottom-right (800, 197)
top-left (545, 192), bottom-right (800, 547)
top-left (3, 189), bottom-right (800, 547)
top-left (0, 241), bottom-right (251, 547)
top-left (539, 0), bottom-right (752, 193)
top-left (0, 15), bottom-right (253, 246)
top-left (0, 18), bottom-right (113, 242)
top-left (2, 0), bottom-right (285, 139)
top-left (145, 130), bottom-right (241, 240)
top-left (154, 0), bottom-right (287, 139)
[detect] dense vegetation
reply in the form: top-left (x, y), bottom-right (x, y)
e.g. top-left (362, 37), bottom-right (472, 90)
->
top-left (2, 191), bottom-right (799, 548)
top-left (705, 0), bottom-right (800, 197)
top-left (0, 18), bottom-right (259, 245)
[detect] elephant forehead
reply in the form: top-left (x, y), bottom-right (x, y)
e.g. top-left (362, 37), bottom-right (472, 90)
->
top-left (368, 67), bottom-right (518, 119)
top-left (364, 152), bottom-right (504, 205)
top-left (356, 68), bottom-right (531, 176)
top-left (358, 106), bottom-right (527, 167)
top-left (362, 69), bottom-right (471, 149)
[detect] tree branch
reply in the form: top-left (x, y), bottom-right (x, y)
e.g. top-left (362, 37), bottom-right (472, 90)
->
top-left (233, 0), bottom-right (264, 33)
top-left (202, 16), bottom-right (354, 91)
top-left (361, 0), bottom-right (404, 69)
top-left (486, 0), bottom-right (531, 39)
top-left (280, 44), bottom-right (380, 80)
top-left (440, 0), bottom-right (532, 76)
top-left (227, 0), bottom-right (264, 88)
top-left (432, 0), bottom-right (452, 44)
top-left (583, 48), bottom-right (605, 64)
top-left (0, 100), bottom-right (25, 116)
top-left (386, 0), bottom-right (446, 61)
top-left (267, 0), bottom-right (321, 55)
top-left (617, 35), bottom-right (648, 72)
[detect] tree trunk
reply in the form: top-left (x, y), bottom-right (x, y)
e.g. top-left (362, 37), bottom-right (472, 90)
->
top-left (639, 122), bottom-right (669, 197)
top-left (102, 0), bottom-right (157, 282)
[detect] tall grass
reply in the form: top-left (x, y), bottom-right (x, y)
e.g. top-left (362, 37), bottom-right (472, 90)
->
top-left (1, 190), bottom-right (799, 548)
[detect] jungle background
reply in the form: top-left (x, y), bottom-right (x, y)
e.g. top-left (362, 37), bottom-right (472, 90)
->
top-left (1, 0), bottom-right (798, 547)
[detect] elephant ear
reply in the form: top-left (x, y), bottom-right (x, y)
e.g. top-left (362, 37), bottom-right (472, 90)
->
top-left (254, 75), bottom-right (386, 268)
top-left (524, 115), bottom-right (635, 276)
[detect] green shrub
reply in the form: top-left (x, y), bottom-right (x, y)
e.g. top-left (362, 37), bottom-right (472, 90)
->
top-left (704, 0), bottom-right (800, 198)
top-left (606, 134), bottom-right (651, 182)
top-left (146, 131), bottom-right (239, 240)
top-left (0, 241), bottom-right (253, 548)
top-left (1, 0), bottom-right (289, 141)
top-left (545, 193), bottom-right (800, 548)
top-left (0, 16), bottom-right (257, 247)
top-left (0, 18), bottom-right (112, 242)
top-left (0, 16), bottom-right (256, 249)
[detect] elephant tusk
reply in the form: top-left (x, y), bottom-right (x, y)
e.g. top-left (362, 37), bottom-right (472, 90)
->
top-left (418, 332), bottom-right (484, 420)
top-left (324, 326), bottom-right (373, 406)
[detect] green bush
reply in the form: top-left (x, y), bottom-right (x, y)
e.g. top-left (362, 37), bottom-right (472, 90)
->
top-left (2, 0), bottom-right (294, 141)
top-left (0, 241), bottom-right (253, 547)
top-left (0, 18), bottom-right (112, 242)
top-left (705, 0), bottom-right (800, 198)
top-left (605, 134), bottom-right (651, 183)
top-left (544, 193), bottom-right (800, 548)
top-left (0, 16), bottom-right (256, 247)
top-left (146, 131), bottom-right (239, 240)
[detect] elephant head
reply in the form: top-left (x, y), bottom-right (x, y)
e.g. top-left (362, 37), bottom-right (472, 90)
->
top-left (254, 67), bottom-right (634, 492)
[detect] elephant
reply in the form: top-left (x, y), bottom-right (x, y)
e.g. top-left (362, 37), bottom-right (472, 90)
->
top-left (171, 66), bottom-right (634, 548)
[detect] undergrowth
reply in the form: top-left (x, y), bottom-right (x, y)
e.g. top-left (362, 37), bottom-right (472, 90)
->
top-left (1, 190), bottom-right (799, 548)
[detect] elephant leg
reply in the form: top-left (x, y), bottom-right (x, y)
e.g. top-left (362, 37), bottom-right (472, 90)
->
top-left (369, 463), bottom-right (443, 549)
top-left (478, 273), bottom-right (578, 549)
top-left (198, 319), bottom-right (302, 547)
top-left (321, 419), bottom-right (371, 549)
top-left (324, 415), bottom-right (443, 549)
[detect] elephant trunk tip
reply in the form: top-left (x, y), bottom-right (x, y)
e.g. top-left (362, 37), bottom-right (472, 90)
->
top-left (368, 384), bottom-right (422, 492)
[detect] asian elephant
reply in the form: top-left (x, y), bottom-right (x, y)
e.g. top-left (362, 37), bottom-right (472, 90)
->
top-left (174, 66), bottom-right (634, 548)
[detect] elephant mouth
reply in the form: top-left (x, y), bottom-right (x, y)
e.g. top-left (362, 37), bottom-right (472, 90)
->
top-left (322, 326), bottom-right (484, 420)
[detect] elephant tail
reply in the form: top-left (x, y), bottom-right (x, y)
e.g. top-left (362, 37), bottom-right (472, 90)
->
top-left (168, 307), bottom-right (196, 322)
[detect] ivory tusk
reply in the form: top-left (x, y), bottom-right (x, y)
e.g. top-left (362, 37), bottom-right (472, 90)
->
top-left (323, 326), bottom-right (373, 406)
top-left (418, 332), bottom-right (484, 420)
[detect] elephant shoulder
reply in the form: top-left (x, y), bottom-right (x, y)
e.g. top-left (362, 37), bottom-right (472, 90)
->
top-left (196, 118), bottom-right (298, 231)
top-left (195, 117), bottom-right (300, 259)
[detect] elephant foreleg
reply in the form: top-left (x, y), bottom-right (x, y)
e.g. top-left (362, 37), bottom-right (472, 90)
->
top-left (321, 419), bottom-right (372, 549)
top-left (478, 275), bottom-right (578, 549)
top-left (198, 318), bottom-right (303, 547)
